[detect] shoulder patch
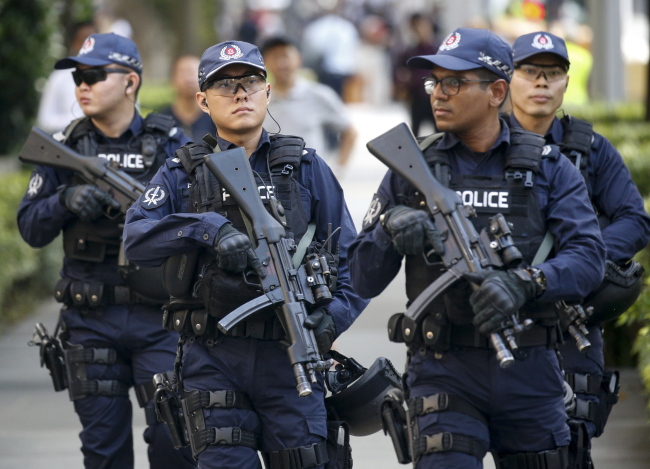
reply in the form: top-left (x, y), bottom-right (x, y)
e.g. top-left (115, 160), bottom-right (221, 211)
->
top-left (362, 193), bottom-right (388, 231)
top-left (141, 184), bottom-right (169, 209)
top-left (52, 131), bottom-right (65, 142)
top-left (169, 127), bottom-right (179, 137)
top-left (542, 145), bottom-right (551, 156)
top-left (26, 172), bottom-right (45, 199)
top-left (166, 157), bottom-right (183, 168)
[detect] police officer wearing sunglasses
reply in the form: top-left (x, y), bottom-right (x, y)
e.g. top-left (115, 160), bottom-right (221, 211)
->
top-left (509, 32), bottom-right (650, 468)
top-left (123, 41), bottom-right (368, 469)
top-left (17, 33), bottom-right (196, 469)
top-left (349, 28), bottom-right (606, 468)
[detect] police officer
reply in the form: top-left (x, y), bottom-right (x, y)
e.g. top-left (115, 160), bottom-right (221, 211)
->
top-left (17, 33), bottom-right (195, 469)
top-left (349, 28), bottom-right (607, 468)
top-left (509, 31), bottom-right (650, 467)
top-left (122, 41), bottom-right (368, 469)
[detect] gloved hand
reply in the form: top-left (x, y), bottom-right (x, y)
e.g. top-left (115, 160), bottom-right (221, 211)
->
top-left (381, 205), bottom-right (445, 256)
top-left (214, 223), bottom-right (266, 277)
top-left (304, 308), bottom-right (336, 354)
top-left (465, 269), bottom-right (537, 335)
top-left (62, 185), bottom-right (120, 221)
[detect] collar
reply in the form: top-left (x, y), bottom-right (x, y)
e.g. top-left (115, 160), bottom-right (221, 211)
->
top-left (93, 112), bottom-right (142, 143)
top-left (215, 129), bottom-right (271, 160)
top-left (508, 113), bottom-right (563, 145)
top-left (437, 117), bottom-right (511, 152)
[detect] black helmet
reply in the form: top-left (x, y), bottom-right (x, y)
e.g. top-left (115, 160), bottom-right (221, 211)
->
top-left (584, 260), bottom-right (644, 324)
top-left (325, 351), bottom-right (402, 436)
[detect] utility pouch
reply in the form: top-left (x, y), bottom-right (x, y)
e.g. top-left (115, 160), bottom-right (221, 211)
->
top-left (422, 313), bottom-right (450, 349)
top-left (54, 278), bottom-right (73, 304)
top-left (594, 370), bottom-right (620, 437)
top-left (387, 313), bottom-right (406, 343)
top-left (326, 421), bottom-right (352, 469)
top-left (153, 373), bottom-right (189, 449)
top-left (568, 419), bottom-right (591, 469)
top-left (380, 389), bottom-right (411, 464)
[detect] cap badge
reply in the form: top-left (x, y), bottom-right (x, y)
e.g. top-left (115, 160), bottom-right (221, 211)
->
top-left (440, 32), bottom-right (461, 51)
top-left (79, 37), bottom-right (95, 55)
top-left (220, 44), bottom-right (243, 61)
top-left (532, 33), bottom-right (554, 50)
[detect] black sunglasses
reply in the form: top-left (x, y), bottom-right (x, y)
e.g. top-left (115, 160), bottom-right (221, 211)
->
top-left (71, 67), bottom-right (131, 86)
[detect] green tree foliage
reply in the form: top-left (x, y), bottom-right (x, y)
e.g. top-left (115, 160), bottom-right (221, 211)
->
top-left (0, 0), bottom-right (53, 154)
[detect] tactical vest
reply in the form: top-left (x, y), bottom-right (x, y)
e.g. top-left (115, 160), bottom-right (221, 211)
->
top-left (404, 128), bottom-right (556, 326)
top-left (177, 134), bottom-right (309, 318)
top-left (61, 113), bottom-right (177, 265)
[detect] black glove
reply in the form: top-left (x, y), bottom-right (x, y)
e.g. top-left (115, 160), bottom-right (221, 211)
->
top-left (381, 205), bottom-right (445, 256)
top-left (62, 185), bottom-right (120, 221)
top-left (214, 223), bottom-right (266, 277)
top-left (465, 269), bottom-right (537, 335)
top-left (304, 308), bottom-right (336, 354)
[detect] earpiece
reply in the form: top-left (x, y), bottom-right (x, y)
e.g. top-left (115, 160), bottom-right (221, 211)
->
top-left (202, 99), bottom-right (208, 107)
top-left (126, 80), bottom-right (133, 88)
top-left (267, 90), bottom-right (270, 98)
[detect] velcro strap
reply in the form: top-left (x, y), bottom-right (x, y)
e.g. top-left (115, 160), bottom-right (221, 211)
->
top-left (569, 397), bottom-right (598, 422)
top-left (565, 372), bottom-right (601, 396)
top-left (66, 347), bottom-right (117, 364)
top-left (269, 441), bottom-right (329, 469)
top-left (413, 432), bottom-right (486, 460)
top-left (196, 427), bottom-right (258, 450)
top-left (409, 393), bottom-right (488, 426)
top-left (70, 379), bottom-right (129, 397)
top-left (184, 390), bottom-right (253, 413)
top-left (497, 447), bottom-right (568, 469)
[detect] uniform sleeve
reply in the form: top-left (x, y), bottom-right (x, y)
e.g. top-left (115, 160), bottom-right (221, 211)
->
top-left (534, 154), bottom-right (607, 302)
top-left (303, 153), bottom-right (370, 335)
top-left (123, 163), bottom-right (229, 267)
top-left (347, 170), bottom-right (405, 299)
top-left (590, 134), bottom-right (650, 262)
top-left (17, 166), bottom-right (74, 247)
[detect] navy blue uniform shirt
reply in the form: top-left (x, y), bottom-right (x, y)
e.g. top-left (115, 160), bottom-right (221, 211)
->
top-left (509, 114), bottom-right (650, 263)
top-left (349, 119), bottom-right (606, 303)
top-left (17, 113), bottom-right (189, 285)
top-left (123, 129), bottom-right (367, 335)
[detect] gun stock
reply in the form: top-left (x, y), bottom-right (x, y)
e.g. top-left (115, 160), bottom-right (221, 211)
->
top-left (18, 127), bottom-right (145, 215)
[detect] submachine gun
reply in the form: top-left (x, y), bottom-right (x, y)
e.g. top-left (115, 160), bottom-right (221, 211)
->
top-left (18, 127), bottom-right (145, 217)
top-left (367, 123), bottom-right (537, 368)
top-left (203, 148), bottom-right (334, 397)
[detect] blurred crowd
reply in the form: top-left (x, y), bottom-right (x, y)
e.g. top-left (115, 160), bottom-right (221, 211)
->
top-left (37, 0), bottom-right (597, 168)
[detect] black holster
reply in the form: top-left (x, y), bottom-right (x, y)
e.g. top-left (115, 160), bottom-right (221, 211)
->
top-left (41, 335), bottom-right (68, 392)
top-left (153, 373), bottom-right (189, 449)
top-left (380, 389), bottom-right (411, 464)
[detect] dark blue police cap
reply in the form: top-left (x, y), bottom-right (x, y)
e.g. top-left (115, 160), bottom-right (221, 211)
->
top-left (512, 32), bottom-right (570, 66)
top-left (54, 33), bottom-right (143, 73)
top-left (198, 41), bottom-right (267, 91)
top-left (407, 28), bottom-right (514, 82)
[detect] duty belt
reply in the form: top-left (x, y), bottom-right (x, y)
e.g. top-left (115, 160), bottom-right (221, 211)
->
top-left (448, 324), bottom-right (560, 349)
top-left (55, 278), bottom-right (164, 307)
top-left (163, 307), bottom-right (286, 341)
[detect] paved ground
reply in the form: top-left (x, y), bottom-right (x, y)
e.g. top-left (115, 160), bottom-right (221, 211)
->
top-left (1, 103), bottom-right (649, 468)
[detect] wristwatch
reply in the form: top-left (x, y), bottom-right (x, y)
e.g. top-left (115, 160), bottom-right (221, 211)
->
top-left (526, 267), bottom-right (547, 297)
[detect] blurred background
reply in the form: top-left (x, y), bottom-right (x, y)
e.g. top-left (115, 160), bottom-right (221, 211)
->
top-left (2, 0), bottom-right (650, 422)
